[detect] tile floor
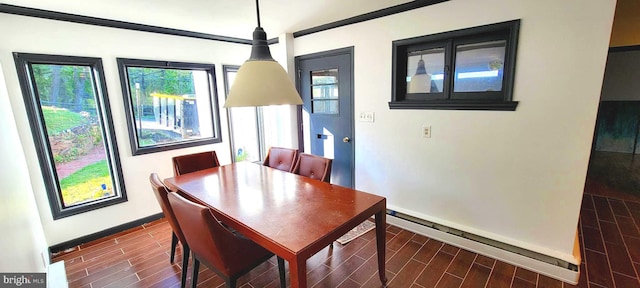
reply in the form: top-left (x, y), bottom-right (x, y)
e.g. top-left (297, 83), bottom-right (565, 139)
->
top-left (52, 178), bottom-right (640, 287)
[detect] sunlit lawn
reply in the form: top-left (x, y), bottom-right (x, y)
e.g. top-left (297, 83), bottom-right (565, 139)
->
top-left (42, 106), bottom-right (87, 134)
top-left (60, 160), bottom-right (113, 206)
top-left (43, 106), bottom-right (113, 206)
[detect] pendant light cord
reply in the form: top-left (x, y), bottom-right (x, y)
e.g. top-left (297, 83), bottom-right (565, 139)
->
top-left (255, 0), bottom-right (261, 28)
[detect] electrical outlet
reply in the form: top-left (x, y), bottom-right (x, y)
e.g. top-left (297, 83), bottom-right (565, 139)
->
top-left (359, 112), bottom-right (375, 122)
top-left (422, 125), bottom-right (431, 138)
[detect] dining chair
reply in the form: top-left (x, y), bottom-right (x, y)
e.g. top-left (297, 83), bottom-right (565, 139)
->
top-left (167, 192), bottom-right (286, 288)
top-left (292, 153), bottom-right (335, 248)
top-left (291, 153), bottom-right (333, 183)
top-left (172, 150), bottom-right (221, 176)
top-left (263, 147), bottom-right (298, 172)
top-left (149, 173), bottom-right (190, 288)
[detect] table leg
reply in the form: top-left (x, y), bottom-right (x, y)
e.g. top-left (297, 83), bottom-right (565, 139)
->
top-left (375, 210), bottom-right (388, 284)
top-left (289, 257), bottom-right (307, 288)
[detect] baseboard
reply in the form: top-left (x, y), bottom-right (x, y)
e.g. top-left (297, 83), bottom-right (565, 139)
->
top-left (48, 213), bottom-right (164, 255)
top-left (387, 214), bottom-right (580, 284)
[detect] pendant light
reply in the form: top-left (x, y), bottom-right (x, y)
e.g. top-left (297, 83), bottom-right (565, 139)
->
top-left (408, 55), bottom-right (432, 93)
top-left (224, 0), bottom-right (303, 107)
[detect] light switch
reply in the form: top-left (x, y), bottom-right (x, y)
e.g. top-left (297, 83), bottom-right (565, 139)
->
top-left (359, 112), bottom-right (375, 122)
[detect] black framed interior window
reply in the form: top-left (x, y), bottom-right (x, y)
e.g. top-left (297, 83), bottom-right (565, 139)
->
top-left (117, 59), bottom-right (222, 155)
top-left (13, 53), bottom-right (127, 219)
top-left (389, 20), bottom-right (520, 111)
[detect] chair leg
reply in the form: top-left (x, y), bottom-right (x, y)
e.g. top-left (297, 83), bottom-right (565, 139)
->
top-left (170, 232), bottom-right (178, 263)
top-left (277, 256), bottom-right (286, 288)
top-left (226, 278), bottom-right (236, 288)
top-left (191, 258), bottom-right (200, 288)
top-left (180, 244), bottom-right (190, 288)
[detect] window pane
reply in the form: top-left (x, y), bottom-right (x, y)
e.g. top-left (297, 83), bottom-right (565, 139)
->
top-left (312, 85), bottom-right (338, 99)
top-left (453, 40), bottom-right (506, 92)
top-left (125, 67), bottom-right (214, 147)
top-left (407, 48), bottom-right (445, 93)
top-left (224, 67), bottom-right (262, 162)
top-left (312, 69), bottom-right (338, 85)
top-left (311, 69), bottom-right (339, 114)
top-left (15, 54), bottom-right (127, 219)
top-left (32, 64), bottom-right (117, 207)
top-left (229, 107), bottom-right (261, 162)
top-left (312, 100), bottom-right (339, 114)
top-left (311, 69), bottom-right (339, 100)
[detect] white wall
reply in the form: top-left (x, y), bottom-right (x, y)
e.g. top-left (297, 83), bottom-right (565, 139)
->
top-left (0, 13), bottom-right (250, 246)
top-left (294, 0), bottom-right (615, 263)
top-left (0, 61), bottom-right (48, 272)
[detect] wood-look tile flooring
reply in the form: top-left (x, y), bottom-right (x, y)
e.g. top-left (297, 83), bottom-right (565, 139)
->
top-left (52, 179), bottom-right (640, 288)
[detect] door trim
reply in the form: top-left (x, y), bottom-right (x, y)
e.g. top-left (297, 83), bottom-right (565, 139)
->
top-left (295, 46), bottom-right (355, 187)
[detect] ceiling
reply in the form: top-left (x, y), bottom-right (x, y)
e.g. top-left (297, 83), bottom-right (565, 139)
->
top-left (2, 0), bottom-right (412, 40)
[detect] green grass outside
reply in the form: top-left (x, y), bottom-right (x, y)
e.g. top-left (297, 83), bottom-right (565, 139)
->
top-left (41, 106), bottom-right (114, 205)
top-left (42, 106), bottom-right (87, 135)
top-left (139, 129), bottom-right (183, 147)
top-left (60, 160), bottom-right (113, 206)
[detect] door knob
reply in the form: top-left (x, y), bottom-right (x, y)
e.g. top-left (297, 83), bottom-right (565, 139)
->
top-left (343, 137), bottom-right (351, 143)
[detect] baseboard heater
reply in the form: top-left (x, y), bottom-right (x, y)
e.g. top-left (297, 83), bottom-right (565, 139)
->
top-left (386, 209), bottom-right (578, 272)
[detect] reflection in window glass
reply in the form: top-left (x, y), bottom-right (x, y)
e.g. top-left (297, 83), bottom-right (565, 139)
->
top-left (454, 40), bottom-right (506, 92)
top-left (225, 68), bottom-right (261, 162)
top-left (125, 67), bottom-right (214, 147)
top-left (407, 48), bottom-right (445, 93)
top-left (311, 69), bottom-right (339, 114)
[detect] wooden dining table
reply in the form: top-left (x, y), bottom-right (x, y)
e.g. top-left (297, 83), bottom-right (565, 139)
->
top-left (164, 161), bottom-right (387, 288)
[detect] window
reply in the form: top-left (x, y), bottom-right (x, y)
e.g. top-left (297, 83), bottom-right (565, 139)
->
top-left (13, 53), bottom-right (127, 219)
top-left (389, 20), bottom-right (520, 111)
top-left (311, 69), bottom-right (339, 114)
top-left (223, 65), bottom-right (263, 162)
top-left (117, 58), bottom-right (222, 155)
top-left (223, 65), bottom-right (295, 163)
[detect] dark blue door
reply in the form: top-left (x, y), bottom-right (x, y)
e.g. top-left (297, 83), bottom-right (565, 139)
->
top-left (297, 48), bottom-right (354, 188)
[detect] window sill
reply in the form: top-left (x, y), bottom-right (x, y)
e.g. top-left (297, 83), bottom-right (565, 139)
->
top-left (388, 100), bottom-right (518, 111)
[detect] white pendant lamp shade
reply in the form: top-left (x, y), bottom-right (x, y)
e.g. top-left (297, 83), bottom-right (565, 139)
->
top-left (224, 0), bottom-right (302, 108)
top-left (408, 73), bottom-right (432, 93)
top-left (408, 58), bottom-right (431, 93)
top-left (225, 60), bottom-right (302, 107)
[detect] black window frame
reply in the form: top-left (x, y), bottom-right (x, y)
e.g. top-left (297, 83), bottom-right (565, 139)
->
top-left (13, 52), bottom-right (127, 219)
top-left (389, 20), bottom-right (520, 111)
top-left (116, 58), bottom-right (222, 155)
